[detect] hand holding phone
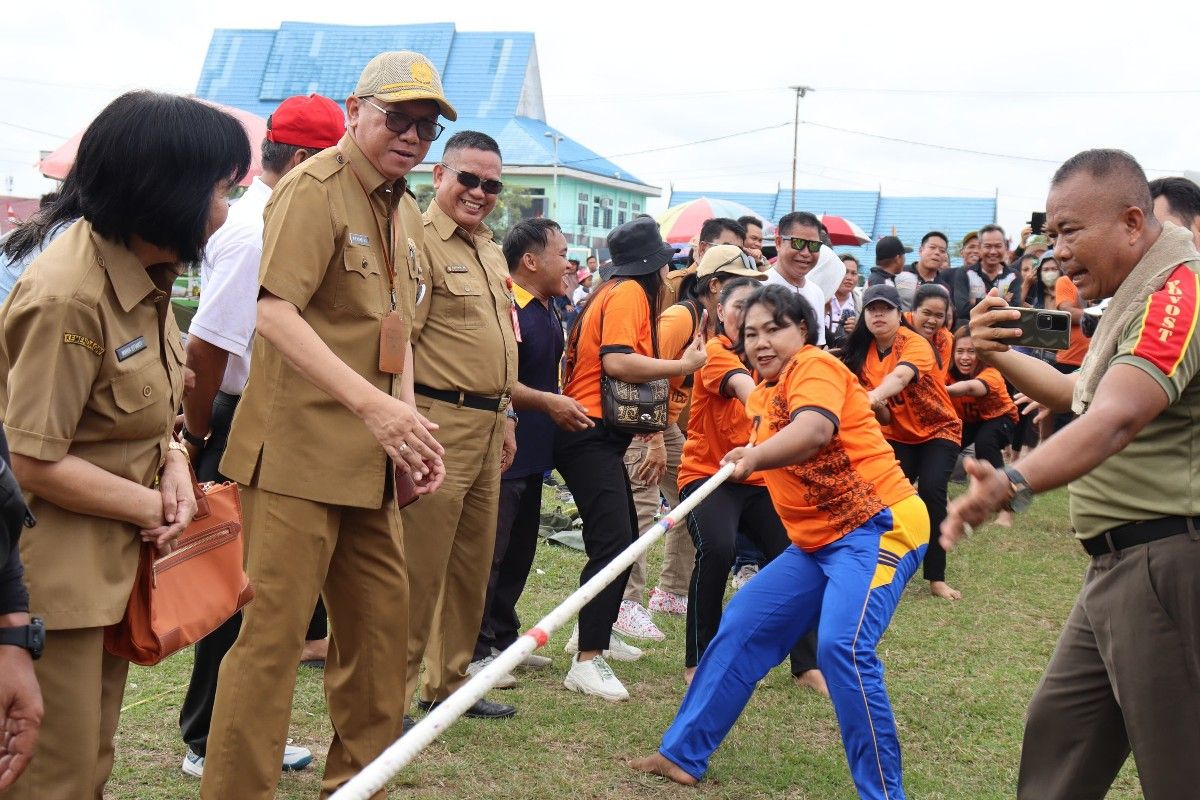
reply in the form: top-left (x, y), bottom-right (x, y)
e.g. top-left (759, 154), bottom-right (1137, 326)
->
top-left (994, 306), bottom-right (1071, 350)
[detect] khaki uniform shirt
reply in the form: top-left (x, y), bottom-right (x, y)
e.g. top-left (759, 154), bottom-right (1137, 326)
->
top-left (411, 201), bottom-right (517, 396)
top-left (220, 132), bottom-right (426, 509)
top-left (0, 220), bottom-right (185, 629)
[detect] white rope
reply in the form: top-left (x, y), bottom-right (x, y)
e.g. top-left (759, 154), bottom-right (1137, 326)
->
top-left (329, 461), bottom-right (737, 799)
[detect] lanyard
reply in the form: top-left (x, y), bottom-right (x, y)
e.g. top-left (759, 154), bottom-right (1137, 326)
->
top-left (341, 149), bottom-right (399, 312)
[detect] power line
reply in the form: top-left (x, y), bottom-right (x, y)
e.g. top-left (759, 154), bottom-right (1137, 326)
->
top-left (562, 122), bottom-right (791, 166)
top-left (0, 120), bottom-right (67, 139)
top-left (821, 86), bottom-right (1200, 97)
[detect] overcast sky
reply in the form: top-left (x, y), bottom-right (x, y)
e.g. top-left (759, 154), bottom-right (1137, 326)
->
top-left (3, 0), bottom-right (1198, 239)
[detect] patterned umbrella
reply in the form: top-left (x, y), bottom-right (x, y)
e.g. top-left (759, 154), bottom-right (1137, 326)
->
top-left (820, 214), bottom-right (872, 246)
top-left (38, 98), bottom-right (267, 188)
top-left (656, 197), bottom-right (769, 244)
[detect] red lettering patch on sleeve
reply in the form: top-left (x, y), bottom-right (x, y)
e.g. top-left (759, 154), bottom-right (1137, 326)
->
top-left (1132, 264), bottom-right (1200, 377)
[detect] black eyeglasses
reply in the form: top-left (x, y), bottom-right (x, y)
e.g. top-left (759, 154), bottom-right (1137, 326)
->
top-left (785, 237), bottom-right (822, 253)
top-left (440, 163), bottom-right (504, 195)
top-left (362, 99), bottom-right (445, 142)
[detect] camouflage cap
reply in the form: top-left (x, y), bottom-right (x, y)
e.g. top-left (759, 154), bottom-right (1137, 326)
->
top-left (354, 51), bottom-right (457, 121)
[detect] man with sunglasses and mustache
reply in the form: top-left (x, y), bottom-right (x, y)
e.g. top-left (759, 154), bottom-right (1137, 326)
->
top-left (402, 130), bottom-right (521, 721)
top-left (200, 52), bottom-right (451, 800)
top-left (764, 211), bottom-right (829, 346)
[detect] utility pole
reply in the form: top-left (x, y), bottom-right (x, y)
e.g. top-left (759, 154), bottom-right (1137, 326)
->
top-left (544, 131), bottom-right (563, 220)
top-left (790, 85), bottom-right (813, 212)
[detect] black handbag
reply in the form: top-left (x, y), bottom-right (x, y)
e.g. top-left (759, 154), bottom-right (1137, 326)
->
top-left (600, 373), bottom-right (669, 433)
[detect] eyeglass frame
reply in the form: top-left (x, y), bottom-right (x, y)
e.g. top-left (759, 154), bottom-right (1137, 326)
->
top-left (439, 163), bottom-right (504, 195)
top-left (360, 98), bottom-right (445, 142)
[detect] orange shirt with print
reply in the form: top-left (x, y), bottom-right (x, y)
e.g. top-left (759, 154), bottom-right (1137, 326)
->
top-left (1055, 275), bottom-right (1091, 367)
top-left (563, 279), bottom-right (655, 418)
top-left (659, 303), bottom-right (699, 425)
top-left (747, 346), bottom-right (915, 551)
top-left (858, 326), bottom-right (962, 445)
top-left (949, 367), bottom-right (1019, 424)
top-left (679, 335), bottom-right (764, 490)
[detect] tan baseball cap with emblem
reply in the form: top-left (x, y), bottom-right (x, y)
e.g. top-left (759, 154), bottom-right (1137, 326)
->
top-left (354, 51), bottom-right (458, 121)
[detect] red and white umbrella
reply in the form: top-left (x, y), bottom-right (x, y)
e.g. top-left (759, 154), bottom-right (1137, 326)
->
top-left (38, 98), bottom-right (266, 187)
top-left (820, 214), bottom-right (871, 246)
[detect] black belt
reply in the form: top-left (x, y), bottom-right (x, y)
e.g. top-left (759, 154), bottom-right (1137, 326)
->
top-left (1081, 515), bottom-right (1200, 557)
top-left (414, 383), bottom-right (510, 413)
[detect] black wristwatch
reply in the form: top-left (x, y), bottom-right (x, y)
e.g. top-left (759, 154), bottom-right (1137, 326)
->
top-left (180, 425), bottom-right (208, 448)
top-left (1002, 466), bottom-right (1035, 513)
top-left (0, 616), bottom-right (45, 660)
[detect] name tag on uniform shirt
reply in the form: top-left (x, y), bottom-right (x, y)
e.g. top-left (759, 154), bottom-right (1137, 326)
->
top-left (115, 336), bottom-right (146, 362)
top-left (350, 233), bottom-right (370, 247)
top-left (445, 264), bottom-right (469, 273)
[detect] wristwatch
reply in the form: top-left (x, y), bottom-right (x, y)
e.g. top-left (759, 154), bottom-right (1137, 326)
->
top-left (1002, 466), bottom-right (1035, 513)
top-left (180, 425), bottom-right (208, 448)
top-left (0, 616), bottom-right (45, 660)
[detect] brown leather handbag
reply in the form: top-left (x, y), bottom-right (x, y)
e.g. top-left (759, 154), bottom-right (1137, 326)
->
top-left (104, 468), bottom-right (253, 666)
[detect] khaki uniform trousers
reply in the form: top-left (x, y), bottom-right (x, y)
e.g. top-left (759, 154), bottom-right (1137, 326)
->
top-left (1018, 532), bottom-right (1200, 800)
top-left (5, 628), bottom-right (127, 800)
top-left (622, 422), bottom-right (692, 602)
top-left (403, 399), bottom-right (505, 702)
top-left (199, 486), bottom-right (408, 800)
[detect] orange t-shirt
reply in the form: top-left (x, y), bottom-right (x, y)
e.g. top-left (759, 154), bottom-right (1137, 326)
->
top-left (678, 335), bottom-right (764, 489)
top-left (747, 346), bottom-right (916, 551)
top-left (659, 303), bottom-right (698, 425)
top-left (563, 279), bottom-right (655, 418)
top-left (857, 326), bottom-right (962, 445)
top-left (949, 367), bottom-right (1019, 425)
top-left (1054, 275), bottom-right (1091, 368)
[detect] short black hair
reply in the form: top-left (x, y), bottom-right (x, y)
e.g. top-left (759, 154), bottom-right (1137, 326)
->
top-left (1149, 176), bottom-right (1200, 228)
top-left (568, 258), bottom-right (580, 267)
top-left (261, 138), bottom-right (305, 174)
top-left (776, 211), bottom-right (822, 237)
top-left (699, 217), bottom-right (746, 244)
top-left (737, 215), bottom-right (763, 231)
top-left (839, 253), bottom-right (860, 267)
top-left (742, 284), bottom-right (820, 347)
top-left (977, 222), bottom-right (1006, 241)
top-left (443, 130), bottom-right (502, 159)
top-left (920, 230), bottom-right (948, 248)
top-left (1052, 149), bottom-right (1152, 215)
top-left (71, 91), bottom-right (250, 264)
top-left (503, 217), bottom-right (561, 271)
top-left (912, 283), bottom-right (951, 313)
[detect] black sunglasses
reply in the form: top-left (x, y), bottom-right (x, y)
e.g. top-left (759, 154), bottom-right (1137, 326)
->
top-left (362, 99), bottom-right (445, 142)
top-left (440, 163), bottom-right (504, 195)
top-left (784, 237), bottom-right (822, 253)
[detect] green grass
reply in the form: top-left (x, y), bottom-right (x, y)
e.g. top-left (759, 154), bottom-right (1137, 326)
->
top-left (108, 487), bottom-right (1141, 798)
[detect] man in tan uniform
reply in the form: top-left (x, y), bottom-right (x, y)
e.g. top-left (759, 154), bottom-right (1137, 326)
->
top-left (201, 52), bottom-right (453, 800)
top-left (404, 130), bottom-right (519, 719)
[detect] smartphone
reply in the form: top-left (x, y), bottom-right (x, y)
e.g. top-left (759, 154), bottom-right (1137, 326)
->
top-left (1030, 212), bottom-right (1047, 235)
top-left (995, 307), bottom-right (1071, 350)
top-left (394, 467), bottom-right (419, 510)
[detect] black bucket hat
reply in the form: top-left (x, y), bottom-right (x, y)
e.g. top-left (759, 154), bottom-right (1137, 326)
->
top-left (607, 216), bottom-right (674, 278)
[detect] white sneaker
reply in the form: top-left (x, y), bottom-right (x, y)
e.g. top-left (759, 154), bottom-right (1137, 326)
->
top-left (613, 600), bottom-right (666, 641)
top-left (647, 586), bottom-right (688, 615)
top-left (491, 646), bottom-right (551, 670)
top-left (563, 654), bottom-right (629, 701)
top-left (731, 563), bottom-right (760, 592)
top-left (467, 654), bottom-right (518, 689)
top-left (564, 624), bottom-right (644, 662)
top-left (181, 744), bottom-right (313, 778)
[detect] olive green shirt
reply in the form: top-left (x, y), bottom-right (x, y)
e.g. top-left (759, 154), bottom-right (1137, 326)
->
top-left (1070, 261), bottom-right (1200, 539)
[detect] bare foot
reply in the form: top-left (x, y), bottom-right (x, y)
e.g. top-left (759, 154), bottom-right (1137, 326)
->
top-left (930, 581), bottom-right (962, 601)
top-left (793, 669), bottom-right (830, 697)
top-left (994, 510), bottom-right (1014, 528)
top-left (300, 638), bottom-right (328, 664)
top-left (683, 666), bottom-right (696, 686)
top-left (628, 752), bottom-right (698, 786)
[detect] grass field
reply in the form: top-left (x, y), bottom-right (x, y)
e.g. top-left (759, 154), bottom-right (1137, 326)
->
top-left (107, 486), bottom-right (1142, 799)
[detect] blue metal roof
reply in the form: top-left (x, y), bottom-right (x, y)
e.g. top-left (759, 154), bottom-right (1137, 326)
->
top-left (196, 22), bottom-right (649, 187)
top-left (667, 188), bottom-right (996, 267)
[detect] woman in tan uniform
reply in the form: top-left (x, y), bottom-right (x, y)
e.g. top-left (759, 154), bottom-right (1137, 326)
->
top-left (0, 91), bottom-right (250, 797)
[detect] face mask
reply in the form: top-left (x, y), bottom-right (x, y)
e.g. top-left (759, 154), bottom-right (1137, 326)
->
top-left (1041, 270), bottom-right (1060, 288)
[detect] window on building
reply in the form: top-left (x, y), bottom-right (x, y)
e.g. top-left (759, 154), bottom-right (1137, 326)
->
top-left (593, 197), bottom-right (602, 228)
top-left (603, 202), bottom-right (613, 229)
top-left (525, 187), bottom-right (546, 218)
top-left (618, 211), bottom-right (627, 225)
top-left (578, 194), bottom-right (588, 227)
top-left (633, 202), bottom-right (641, 212)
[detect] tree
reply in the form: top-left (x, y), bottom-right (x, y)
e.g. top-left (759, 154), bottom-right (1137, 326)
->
top-left (410, 183), bottom-right (533, 243)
